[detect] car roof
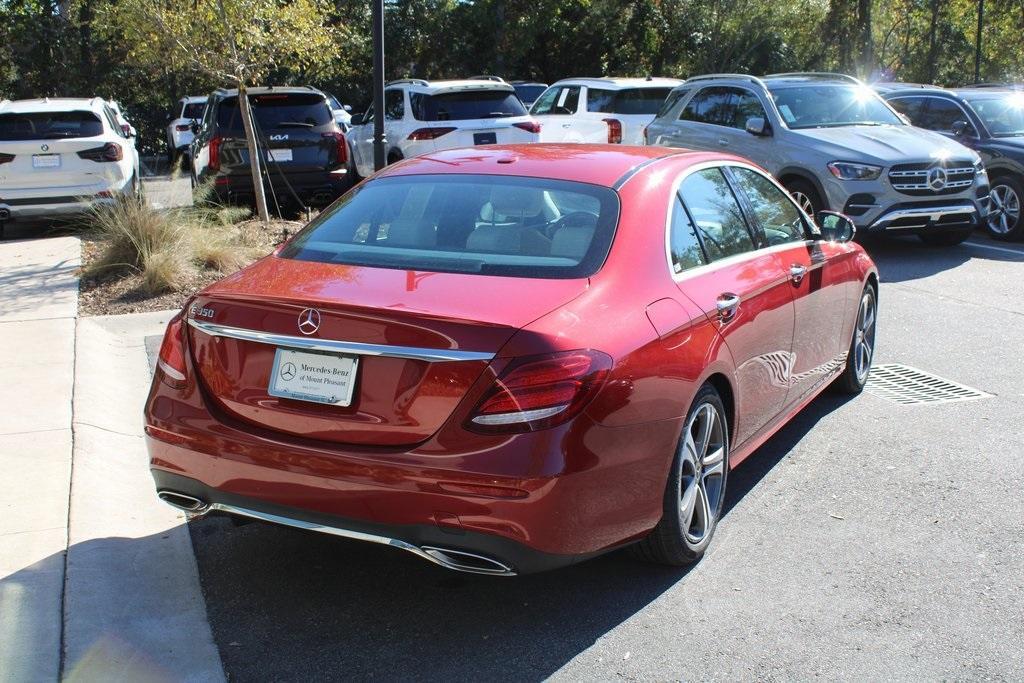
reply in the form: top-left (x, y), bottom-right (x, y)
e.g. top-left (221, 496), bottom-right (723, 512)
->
top-left (950, 87), bottom-right (1023, 99)
top-left (213, 85), bottom-right (324, 98)
top-left (373, 144), bottom-right (717, 188)
top-left (0, 97), bottom-right (108, 114)
top-left (387, 79), bottom-right (516, 94)
top-left (879, 85), bottom-right (958, 98)
top-left (180, 95), bottom-right (208, 103)
top-left (550, 77), bottom-right (684, 90)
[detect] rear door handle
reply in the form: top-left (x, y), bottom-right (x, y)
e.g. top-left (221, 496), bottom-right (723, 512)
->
top-left (562, 123), bottom-right (572, 128)
top-left (716, 293), bottom-right (740, 322)
top-left (789, 264), bottom-right (807, 284)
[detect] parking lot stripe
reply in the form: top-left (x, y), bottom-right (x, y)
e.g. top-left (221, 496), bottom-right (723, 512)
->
top-left (963, 241), bottom-right (1024, 257)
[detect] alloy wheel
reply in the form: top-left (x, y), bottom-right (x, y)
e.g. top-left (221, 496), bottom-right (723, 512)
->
top-left (988, 183), bottom-right (1021, 236)
top-left (679, 402), bottom-right (727, 544)
top-left (792, 191), bottom-right (815, 217)
top-left (854, 288), bottom-right (876, 382)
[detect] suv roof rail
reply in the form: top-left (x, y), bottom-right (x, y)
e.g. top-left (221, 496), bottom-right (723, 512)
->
top-left (683, 73), bottom-right (767, 87)
top-left (961, 82), bottom-right (1023, 89)
top-left (872, 81), bottom-right (934, 90)
top-left (386, 78), bottom-right (430, 88)
top-left (764, 72), bottom-right (862, 84)
top-left (469, 75), bottom-right (506, 83)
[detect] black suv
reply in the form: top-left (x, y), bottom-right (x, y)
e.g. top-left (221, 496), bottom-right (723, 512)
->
top-left (191, 86), bottom-right (349, 210)
top-left (879, 84), bottom-right (1024, 240)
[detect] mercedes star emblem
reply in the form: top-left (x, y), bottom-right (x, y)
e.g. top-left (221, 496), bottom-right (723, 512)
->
top-left (297, 308), bottom-right (321, 335)
top-left (279, 362), bottom-right (297, 381)
top-left (927, 167), bottom-right (948, 192)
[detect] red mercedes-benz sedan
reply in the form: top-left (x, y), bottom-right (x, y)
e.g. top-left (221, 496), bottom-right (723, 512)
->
top-left (146, 144), bottom-right (878, 575)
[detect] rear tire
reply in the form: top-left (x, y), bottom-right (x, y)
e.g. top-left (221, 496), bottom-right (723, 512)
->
top-left (784, 178), bottom-right (823, 218)
top-left (833, 284), bottom-right (877, 394)
top-left (986, 175), bottom-right (1024, 241)
top-left (918, 228), bottom-right (972, 247)
top-left (387, 149), bottom-right (404, 165)
top-left (631, 383), bottom-right (729, 566)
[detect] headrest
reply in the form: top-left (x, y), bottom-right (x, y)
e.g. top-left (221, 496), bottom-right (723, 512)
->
top-left (489, 186), bottom-right (545, 218)
top-left (550, 225), bottom-right (594, 260)
top-left (387, 220), bottom-right (436, 247)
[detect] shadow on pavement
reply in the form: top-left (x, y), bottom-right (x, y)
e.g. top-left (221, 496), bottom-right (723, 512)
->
top-left (189, 390), bottom-right (857, 681)
top-left (858, 233), bottom-right (1023, 283)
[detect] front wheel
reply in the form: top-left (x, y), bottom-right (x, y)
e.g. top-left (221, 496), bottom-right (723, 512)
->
top-left (632, 383), bottom-right (729, 566)
top-left (986, 176), bottom-right (1024, 241)
top-left (918, 228), bottom-right (972, 247)
top-left (833, 284), bottom-right (877, 394)
top-left (784, 178), bottom-right (823, 218)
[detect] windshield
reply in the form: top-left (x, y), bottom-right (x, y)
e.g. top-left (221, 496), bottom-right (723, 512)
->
top-left (280, 174), bottom-right (619, 279)
top-left (0, 111), bottom-right (103, 140)
top-left (513, 85), bottom-right (546, 103)
top-left (216, 93), bottom-right (333, 131)
top-left (182, 102), bottom-right (205, 119)
top-left (963, 93), bottom-right (1024, 137)
top-left (410, 91), bottom-right (527, 121)
top-left (587, 88), bottom-right (674, 115)
top-left (770, 84), bottom-right (903, 129)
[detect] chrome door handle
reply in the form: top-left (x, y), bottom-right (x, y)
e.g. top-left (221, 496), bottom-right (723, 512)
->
top-left (716, 293), bottom-right (740, 322)
top-left (789, 264), bottom-right (807, 284)
top-left (717, 138), bottom-right (729, 146)
top-left (562, 123), bottom-right (572, 128)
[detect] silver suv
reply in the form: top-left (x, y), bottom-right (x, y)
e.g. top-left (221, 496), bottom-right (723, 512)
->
top-left (645, 73), bottom-right (990, 246)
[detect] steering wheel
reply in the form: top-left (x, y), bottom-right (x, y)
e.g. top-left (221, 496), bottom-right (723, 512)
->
top-left (544, 211), bottom-right (598, 239)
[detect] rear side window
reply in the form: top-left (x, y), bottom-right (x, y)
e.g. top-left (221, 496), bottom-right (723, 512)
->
top-left (280, 174), bottom-right (620, 279)
top-left (588, 88), bottom-right (673, 115)
top-left (513, 84), bottom-right (546, 103)
top-left (657, 89), bottom-right (690, 118)
top-left (531, 86), bottom-right (581, 115)
top-left (0, 111), bottom-right (104, 140)
top-left (216, 93), bottom-right (333, 132)
top-left (384, 90), bottom-right (404, 120)
top-left (410, 91), bottom-right (526, 121)
top-left (182, 102), bottom-right (205, 119)
top-left (680, 87), bottom-right (734, 126)
top-left (678, 168), bottom-right (756, 261)
top-left (669, 195), bottom-right (707, 273)
top-left (887, 96), bottom-right (927, 123)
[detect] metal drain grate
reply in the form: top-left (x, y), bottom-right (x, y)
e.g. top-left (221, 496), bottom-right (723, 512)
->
top-left (866, 364), bottom-right (992, 405)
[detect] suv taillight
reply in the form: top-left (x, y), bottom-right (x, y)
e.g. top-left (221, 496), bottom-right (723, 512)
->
top-left (208, 136), bottom-right (222, 171)
top-left (157, 314), bottom-right (187, 388)
top-left (77, 142), bottom-right (123, 162)
top-left (604, 118), bottom-right (622, 144)
top-left (0, 153), bottom-right (13, 165)
top-left (513, 120), bottom-right (542, 134)
top-left (175, 124), bottom-right (191, 132)
top-left (322, 131), bottom-right (347, 164)
top-left (408, 127), bottom-right (456, 141)
top-left (466, 350), bottom-right (612, 434)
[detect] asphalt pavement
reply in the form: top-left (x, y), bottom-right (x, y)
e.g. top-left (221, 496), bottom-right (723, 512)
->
top-left (186, 232), bottom-right (1024, 681)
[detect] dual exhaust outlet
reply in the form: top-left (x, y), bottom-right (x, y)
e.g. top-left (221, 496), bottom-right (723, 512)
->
top-left (157, 490), bottom-right (516, 576)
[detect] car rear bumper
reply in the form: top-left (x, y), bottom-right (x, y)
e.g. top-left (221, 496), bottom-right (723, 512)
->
top-left (0, 195), bottom-right (117, 222)
top-left (210, 170), bottom-right (349, 207)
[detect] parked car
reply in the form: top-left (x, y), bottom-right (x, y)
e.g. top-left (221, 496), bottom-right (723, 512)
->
top-left (646, 73), bottom-right (990, 246)
top-left (529, 77), bottom-right (683, 145)
top-left (146, 143), bottom-right (878, 576)
top-left (106, 100), bottom-right (137, 140)
top-left (166, 96), bottom-right (207, 163)
top-left (190, 86), bottom-right (348, 210)
top-left (325, 93), bottom-right (352, 131)
top-left (511, 80), bottom-right (548, 108)
top-left (345, 78), bottom-right (541, 179)
top-left (880, 85), bottom-right (1024, 240)
top-left (0, 97), bottom-right (141, 232)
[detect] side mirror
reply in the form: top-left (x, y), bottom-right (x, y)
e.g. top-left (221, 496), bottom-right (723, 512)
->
top-left (343, 104), bottom-right (353, 112)
top-left (350, 113), bottom-right (365, 126)
top-left (745, 117), bottom-right (770, 136)
top-left (816, 211), bottom-right (856, 243)
top-left (190, 121), bottom-right (200, 135)
top-left (951, 120), bottom-right (971, 137)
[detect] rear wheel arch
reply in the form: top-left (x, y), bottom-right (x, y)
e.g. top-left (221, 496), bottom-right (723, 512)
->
top-left (704, 373), bottom-right (735, 449)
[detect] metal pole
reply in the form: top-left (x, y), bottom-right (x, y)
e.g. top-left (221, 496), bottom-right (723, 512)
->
top-left (974, 0), bottom-right (984, 84)
top-left (372, 0), bottom-right (386, 171)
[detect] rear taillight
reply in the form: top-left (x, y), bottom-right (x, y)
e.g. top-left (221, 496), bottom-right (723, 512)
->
top-left (0, 152), bottom-right (13, 165)
top-left (513, 120), bottom-right (542, 134)
top-left (77, 142), bottom-right (123, 162)
top-left (466, 350), bottom-right (612, 434)
top-left (157, 315), bottom-right (187, 388)
top-left (120, 124), bottom-right (132, 137)
top-left (604, 118), bottom-right (622, 144)
top-left (175, 124), bottom-right (191, 132)
top-left (322, 131), bottom-right (347, 164)
top-left (208, 136), bottom-right (222, 171)
top-left (407, 127), bottom-right (456, 141)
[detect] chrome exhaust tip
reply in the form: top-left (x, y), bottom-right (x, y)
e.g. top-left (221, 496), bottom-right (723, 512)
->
top-left (0, 208), bottom-right (11, 221)
top-left (157, 490), bottom-right (209, 514)
top-left (420, 546), bottom-right (515, 576)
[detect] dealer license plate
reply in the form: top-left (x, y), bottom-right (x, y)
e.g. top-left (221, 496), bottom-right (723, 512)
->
top-left (268, 348), bottom-right (358, 406)
top-left (33, 154), bottom-right (61, 168)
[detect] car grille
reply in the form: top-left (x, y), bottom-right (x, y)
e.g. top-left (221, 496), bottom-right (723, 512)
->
top-left (888, 161), bottom-right (976, 196)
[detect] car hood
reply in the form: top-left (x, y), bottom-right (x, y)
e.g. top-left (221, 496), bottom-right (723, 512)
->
top-left (790, 125), bottom-right (979, 164)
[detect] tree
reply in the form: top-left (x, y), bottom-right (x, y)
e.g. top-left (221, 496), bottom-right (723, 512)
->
top-left (100, 0), bottom-right (339, 222)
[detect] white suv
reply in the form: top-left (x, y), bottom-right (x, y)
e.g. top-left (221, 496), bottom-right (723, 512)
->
top-left (529, 77), bottom-right (683, 145)
top-left (346, 79), bottom-right (541, 179)
top-left (0, 97), bottom-right (141, 230)
top-left (166, 96), bottom-right (207, 162)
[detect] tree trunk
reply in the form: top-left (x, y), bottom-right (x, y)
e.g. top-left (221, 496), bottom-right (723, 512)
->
top-left (926, 0), bottom-right (940, 83)
top-left (238, 85), bottom-right (271, 224)
top-left (858, 0), bottom-right (874, 76)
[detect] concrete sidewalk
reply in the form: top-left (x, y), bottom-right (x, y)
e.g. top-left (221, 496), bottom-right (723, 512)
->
top-left (0, 237), bottom-right (222, 682)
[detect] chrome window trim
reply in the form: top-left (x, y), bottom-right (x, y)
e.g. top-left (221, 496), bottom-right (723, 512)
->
top-left (187, 318), bottom-right (494, 362)
top-left (664, 159), bottom-right (819, 284)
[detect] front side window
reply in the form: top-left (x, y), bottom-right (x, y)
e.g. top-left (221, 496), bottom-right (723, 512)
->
top-left (918, 98), bottom-right (972, 134)
top-left (280, 174), bottom-right (620, 279)
top-left (385, 90), bottom-right (405, 120)
top-left (729, 167), bottom-right (807, 246)
top-left (531, 86), bottom-right (580, 115)
top-left (963, 94), bottom-right (1024, 137)
top-left (0, 111), bottom-right (104, 140)
top-left (770, 84), bottom-right (903, 129)
top-left (669, 195), bottom-right (707, 273)
top-left (731, 90), bottom-right (768, 129)
top-left (410, 90), bottom-right (527, 121)
top-left (678, 168), bottom-right (756, 261)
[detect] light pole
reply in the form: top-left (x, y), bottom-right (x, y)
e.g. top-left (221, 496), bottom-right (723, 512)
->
top-left (372, 0), bottom-right (386, 171)
top-left (974, 0), bottom-right (984, 84)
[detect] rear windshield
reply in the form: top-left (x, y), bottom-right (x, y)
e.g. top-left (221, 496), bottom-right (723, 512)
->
top-left (410, 91), bottom-right (527, 121)
top-left (280, 174), bottom-right (620, 279)
top-left (216, 93), bottom-right (332, 132)
top-left (587, 88), bottom-right (674, 115)
top-left (182, 102), bottom-right (205, 119)
top-left (514, 85), bottom-right (547, 103)
top-left (0, 111), bottom-right (104, 140)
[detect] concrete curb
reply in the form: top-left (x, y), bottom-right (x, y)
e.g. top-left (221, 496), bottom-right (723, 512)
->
top-left (63, 312), bottom-right (224, 682)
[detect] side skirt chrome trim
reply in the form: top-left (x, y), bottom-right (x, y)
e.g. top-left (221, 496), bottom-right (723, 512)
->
top-left (187, 318), bottom-right (494, 362)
